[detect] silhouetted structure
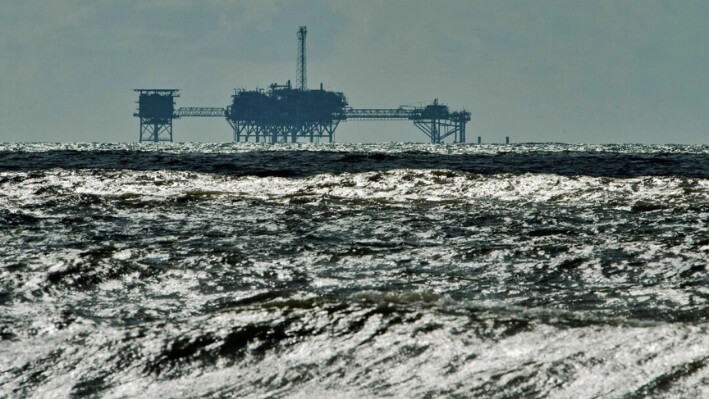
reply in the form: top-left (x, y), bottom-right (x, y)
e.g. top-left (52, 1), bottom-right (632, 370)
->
top-left (134, 27), bottom-right (470, 144)
top-left (344, 101), bottom-right (468, 143)
top-left (297, 26), bottom-right (307, 91)
top-left (226, 81), bottom-right (347, 143)
top-left (133, 89), bottom-right (179, 142)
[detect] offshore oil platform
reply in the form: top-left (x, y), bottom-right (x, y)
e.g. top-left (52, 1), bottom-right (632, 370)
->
top-left (135, 27), bottom-right (470, 144)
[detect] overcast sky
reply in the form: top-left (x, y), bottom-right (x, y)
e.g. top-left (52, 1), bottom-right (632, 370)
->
top-left (1, 0), bottom-right (707, 144)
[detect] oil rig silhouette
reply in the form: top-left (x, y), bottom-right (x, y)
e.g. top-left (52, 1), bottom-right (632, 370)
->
top-left (134, 27), bottom-right (470, 144)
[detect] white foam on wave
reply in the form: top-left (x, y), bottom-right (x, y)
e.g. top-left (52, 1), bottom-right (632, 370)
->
top-left (2, 142), bottom-right (708, 155)
top-left (1, 169), bottom-right (708, 210)
top-left (6, 302), bottom-right (707, 399)
top-left (2, 157), bottom-right (709, 398)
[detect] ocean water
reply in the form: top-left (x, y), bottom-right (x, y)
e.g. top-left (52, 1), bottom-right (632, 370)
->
top-left (1, 142), bottom-right (709, 398)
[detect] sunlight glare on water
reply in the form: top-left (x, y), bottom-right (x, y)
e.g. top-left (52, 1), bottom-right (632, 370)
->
top-left (1, 142), bottom-right (709, 398)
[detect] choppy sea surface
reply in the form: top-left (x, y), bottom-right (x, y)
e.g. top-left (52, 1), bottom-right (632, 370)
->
top-left (1, 142), bottom-right (709, 399)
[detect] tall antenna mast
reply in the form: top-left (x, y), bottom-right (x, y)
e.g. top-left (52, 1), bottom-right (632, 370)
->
top-left (297, 26), bottom-right (307, 90)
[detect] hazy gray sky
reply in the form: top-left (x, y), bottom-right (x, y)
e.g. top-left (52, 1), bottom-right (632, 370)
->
top-left (1, 0), bottom-right (707, 144)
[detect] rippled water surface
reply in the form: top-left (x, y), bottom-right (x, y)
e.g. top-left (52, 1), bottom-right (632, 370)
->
top-left (1, 142), bottom-right (709, 398)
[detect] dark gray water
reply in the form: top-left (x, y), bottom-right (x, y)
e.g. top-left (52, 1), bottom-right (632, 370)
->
top-left (2, 143), bottom-right (709, 398)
